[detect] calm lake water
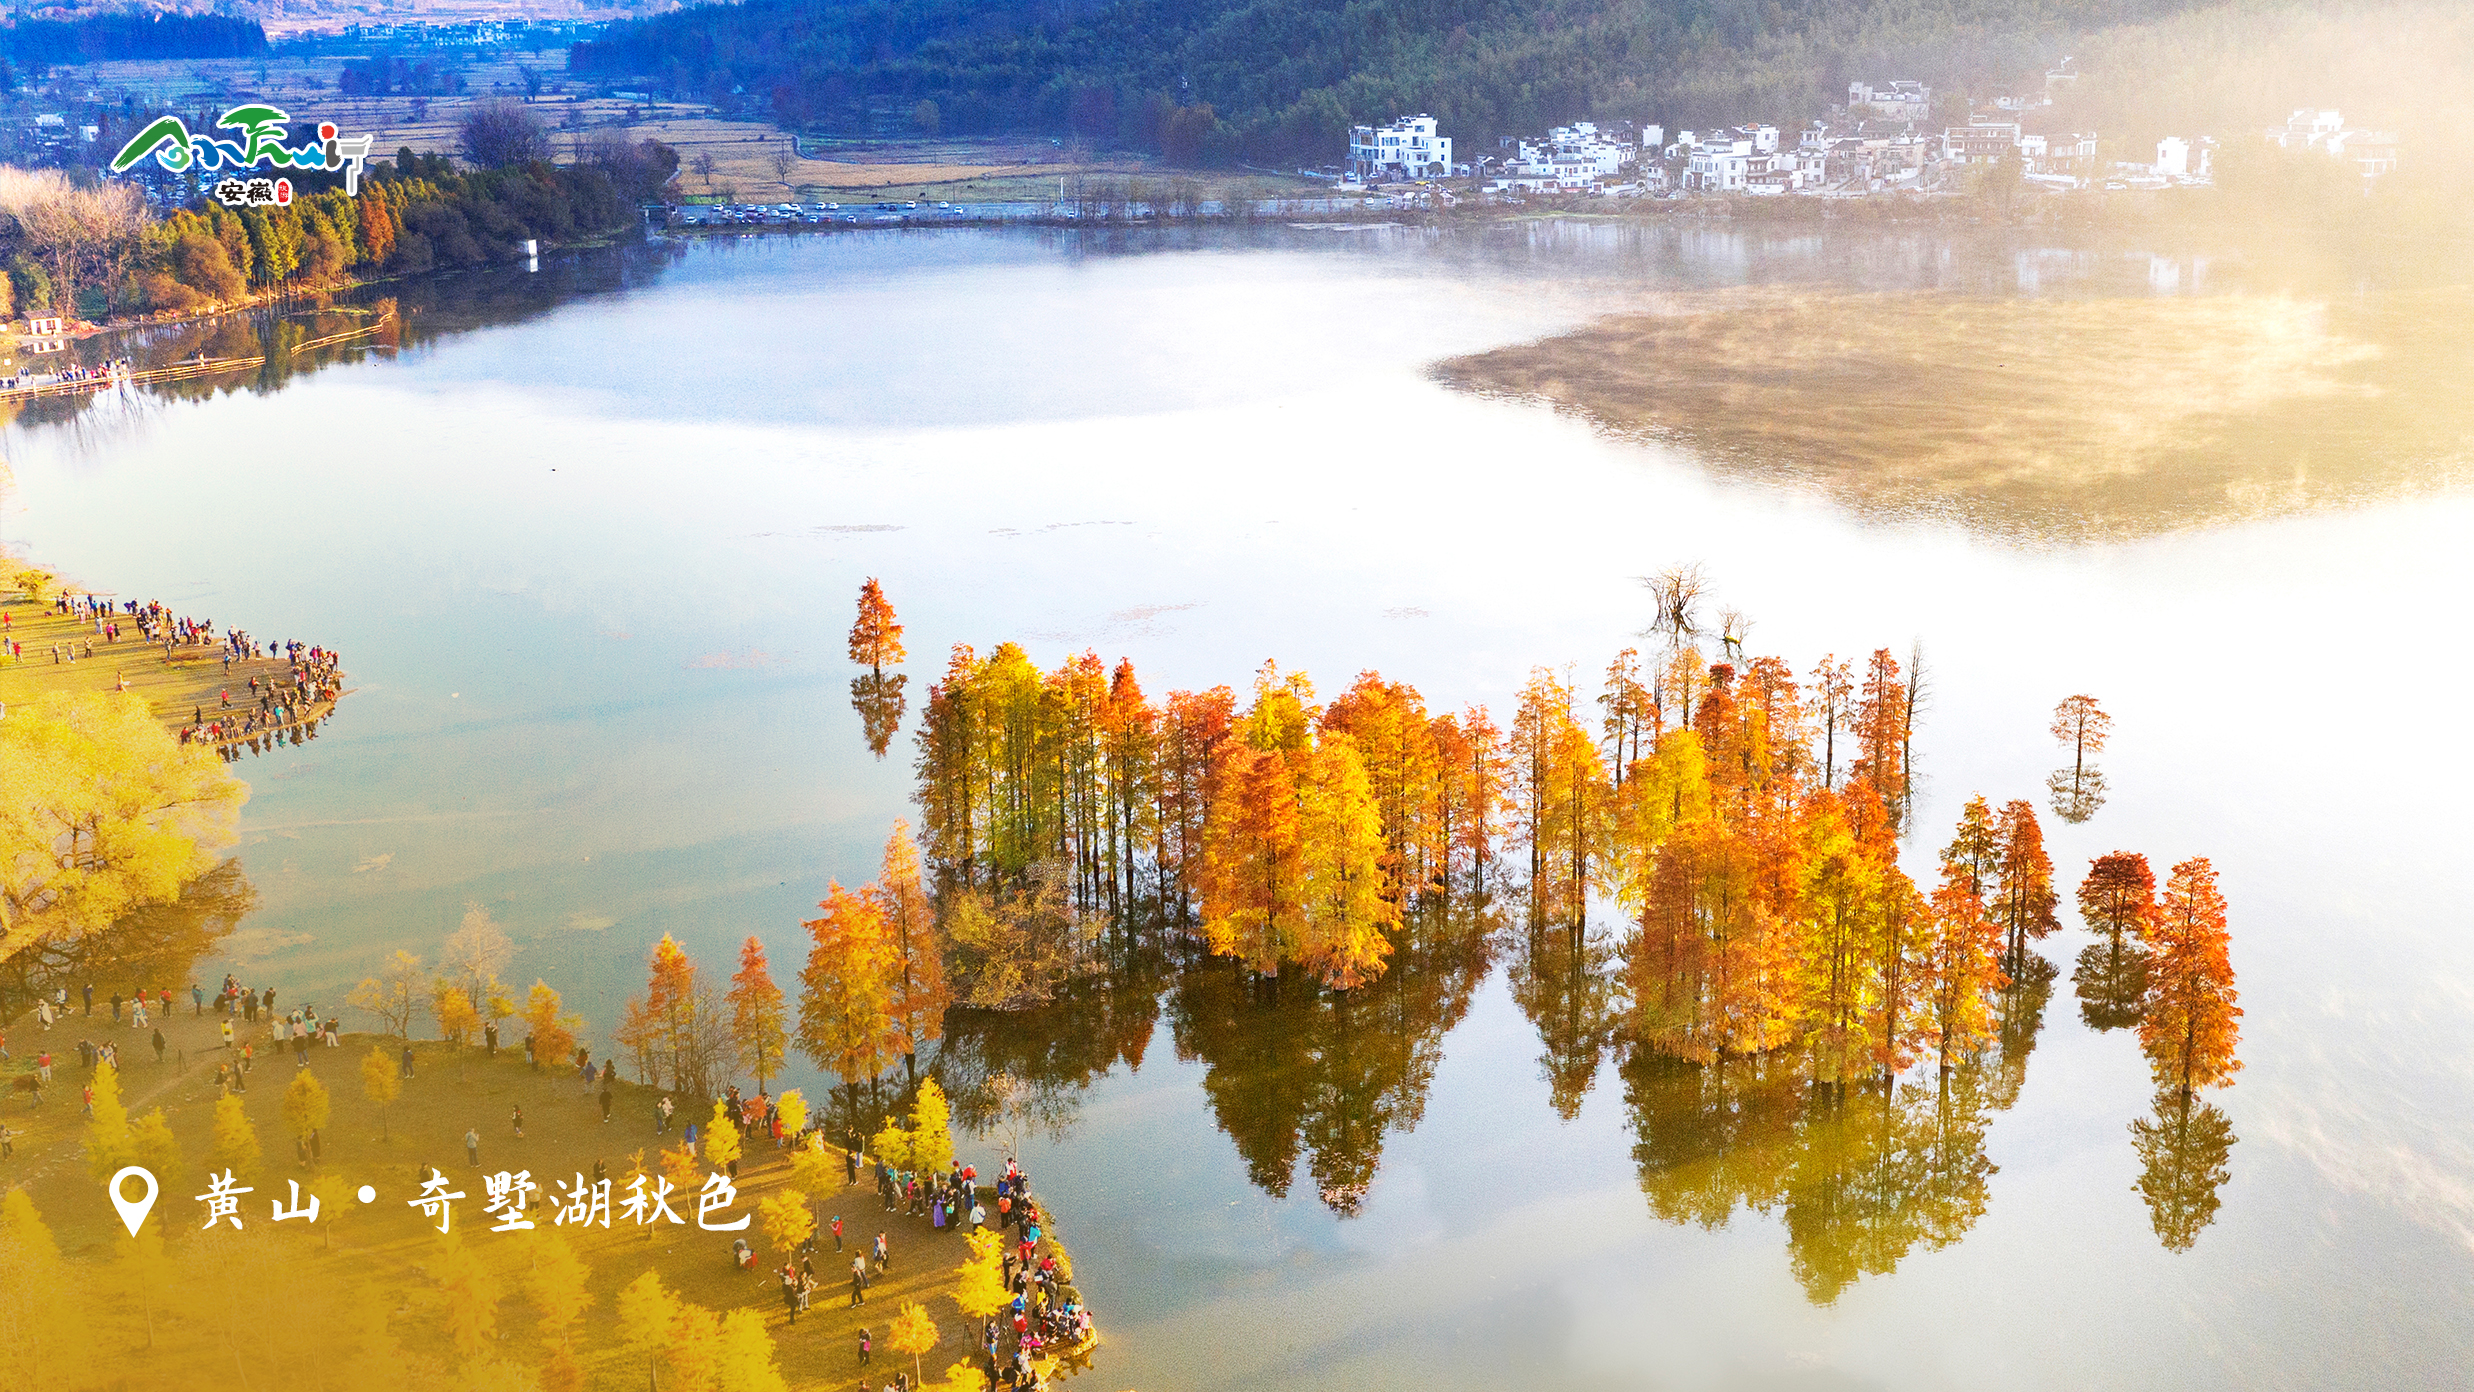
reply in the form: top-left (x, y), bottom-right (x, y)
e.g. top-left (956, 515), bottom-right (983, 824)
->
top-left (5, 223), bottom-right (2471, 1390)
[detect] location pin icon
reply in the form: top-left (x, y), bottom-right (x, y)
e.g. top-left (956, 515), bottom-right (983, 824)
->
top-left (109, 1166), bottom-right (158, 1236)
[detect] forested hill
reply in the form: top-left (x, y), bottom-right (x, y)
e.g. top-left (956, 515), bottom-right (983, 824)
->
top-left (568, 0), bottom-right (2210, 161)
top-left (1, 13), bottom-right (266, 64)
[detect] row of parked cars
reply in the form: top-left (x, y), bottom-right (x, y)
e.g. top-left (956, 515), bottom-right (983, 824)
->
top-left (674, 200), bottom-right (969, 228)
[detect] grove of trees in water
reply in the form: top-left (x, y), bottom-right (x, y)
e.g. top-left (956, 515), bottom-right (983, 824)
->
top-left (804, 575), bottom-right (2245, 1288)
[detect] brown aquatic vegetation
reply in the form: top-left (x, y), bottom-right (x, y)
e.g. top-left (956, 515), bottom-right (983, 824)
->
top-left (1432, 286), bottom-right (2474, 539)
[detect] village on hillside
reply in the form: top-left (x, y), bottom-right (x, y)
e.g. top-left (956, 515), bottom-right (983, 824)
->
top-left (1341, 65), bottom-right (2401, 205)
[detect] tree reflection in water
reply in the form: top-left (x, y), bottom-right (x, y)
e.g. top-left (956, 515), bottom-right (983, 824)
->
top-left (1624, 952), bottom-right (2056, 1304)
top-left (1508, 922), bottom-right (1623, 1120)
top-left (2072, 940), bottom-right (2148, 1032)
top-left (850, 670), bottom-right (908, 759)
top-left (2130, 1089), bottom-right (2237, 1252)
top-left (1166, 901), bottom-right (1498, 1214)
top-left (934, 940), bottom-right (1169, 1154)
top-left (0, 858), bottom-right (258, 1018)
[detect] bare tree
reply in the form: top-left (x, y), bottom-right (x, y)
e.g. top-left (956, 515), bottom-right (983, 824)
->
top-left (691, 149), bottom-right (718, 192)
top-left (458, 97), bottom-right (549, 168)
top-left (1642, 563), bottom-right (1708, 647)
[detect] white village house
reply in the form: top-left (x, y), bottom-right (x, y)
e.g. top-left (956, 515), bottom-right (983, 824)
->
top-left (1349, 115), bottom-right (1453, 182)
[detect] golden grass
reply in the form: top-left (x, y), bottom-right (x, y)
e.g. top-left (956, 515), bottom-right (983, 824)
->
top-left (0, 593), bottom-right (312, 736)
top-left (3, 1004), bottom-right (1068, 1390)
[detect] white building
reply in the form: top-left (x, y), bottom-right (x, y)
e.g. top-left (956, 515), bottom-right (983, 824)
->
top-left (2265, 108), bottom-right (2397, 183)
top-left (1686, 137), bottom-right (1757, 191)
top-left (1349, 115), bottom-right (1452, 182)
top-left (1847, 81), bottom-right (1931, 120)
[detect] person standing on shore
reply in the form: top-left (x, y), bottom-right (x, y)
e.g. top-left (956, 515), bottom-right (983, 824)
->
top-left (466, 1128), bottom-right (481, 1167)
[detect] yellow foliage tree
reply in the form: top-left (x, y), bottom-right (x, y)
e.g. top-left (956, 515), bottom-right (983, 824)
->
top-left (953, 1228), bottom-right (1009, 1319)
top-left (714, 1307), bottom-right (790, 1392)
top-left (706, 1098), bottom-right (743, 1172)
top-left (128, 1107), bottom-right (182, 1183)
top-left (908, 1076), bottom-right (955, 1175)
top-left (522, 979), bottom-right (581, 1069)
top-left (775, 1087), bottom-right (807, 1137)
top-left (871, 1118), bottom-right (913, 1171)
top-left (669, 1302), bottom-right (724, 1392)
top-left (758, 1189), bottom-right (814, 1257)
top-left (1294, 734), bottom-right (1398, 989)
top-left (0, 689), bottom-right (243, 957)
top-left (281, 1067), bottom-right (332, 1148)
top-left (83, 1057), bottom-right (132, 1181)
top-left (614, 1271), bottom-right (681, 1386)
top-left (0, 1190), bottom-right (94, 1386)
top-left (789, 1132), bottom-right (840, 1195)
top-left (361, 1043), bottom-right (402, 1139)
top-left (208, 1090), bottom-right (262, 1186)
top-left (662, 1139), bottom-right (703, 1193)
top-left (525, 1231), bottom-right (595, 1347)
top-left (432, 977), bottom-right (481, 1045)
top-left (888, 1299), bottom-right (940, 1385)
top-left (431, 1228), bottom-right (503, 1362)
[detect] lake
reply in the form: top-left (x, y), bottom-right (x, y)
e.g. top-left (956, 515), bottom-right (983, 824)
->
top-left (5, 221), bottom-right (2470, 1390)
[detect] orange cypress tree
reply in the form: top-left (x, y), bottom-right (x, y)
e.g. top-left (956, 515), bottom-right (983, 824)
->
top-left (2141, 856), bottom-right (2241, 1095)
top-left (848, 578), bottom-right (905, 674)
top-left (2050, 694), bottom-right (2111, 799)
top-left (795, 883), bottom-right (903, 1104)
top-left (1199, 746), bottom-right (1301, 975)
top-left (2077, 852), bottom-right (2156, 952)
top-left (1991, 800), bottom-right (2060, 970)
top-left (873, 820), bottom-right (948, 1060)
top-left (1920, 863), bottom-right (2006, 1074)
top-left (725, 935), bottom-right (788, 1090)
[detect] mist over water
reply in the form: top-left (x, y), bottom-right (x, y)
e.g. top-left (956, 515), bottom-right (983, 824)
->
top-left (5, 224), bottom-right (2470, 1390)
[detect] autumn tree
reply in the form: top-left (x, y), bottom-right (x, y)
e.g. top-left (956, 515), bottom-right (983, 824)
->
top-left (953, 1228), bottom-right (1009, 1318)
top-left (525, 1231), bottom-right (595, 1353)
top-left (614, 1271), bottom-right (681, 1389)
top-left (2072, 851), bottom-right (2155, 1031)
top-left (1199, 745), bottom-right (1301, 975)
top-left (0, 689), bottom-right (244, 959)
top-left (797, 882), bottom-right (903, 1110)
top-left (2050, 695), bottom-right (2110, 799)
top-left (1508, 667), bottom-right (1609, 929)
top-left (522, 979), bottom-right (583, 1072)
top-left (1990, 800), bottom-right (2059, 971)
top-left (347, 949), bottom-right (424, 1036)
top-left (1807, 655), bottom-right (1853, 791)
top-left (2141, 856), bottom-right (2241, 1096)
top-left (208, 1091), bottom-right (262, 1186)
top-left (849, 577), bottom-right (905, 674)
top-left (727, 934), bottom-right (789, 1090)
top-left (876, 820), bottom-right (949, 1062)
top-left (907, 1076), bottom-right (955, 1174)
top-left (716, 1307), bottom-right (791, 1392)
top-left (758, 1189), bottom-right (815, 1257)
top-left (1294, 734), bottom-right (1398, 989)
top-left (888, 1300), bottom-right (940, 1386)
top-left (281, 1068), bottom-right (331, 1155)
top-left (706, 1099), bottom-right (744, 1174)
top-left (1920, 863), bottom-right (2006, 1074)
top-left (1849, 648), bottom-right (1909, 820)
top-left (620, 934), bottom-right (730, 1094)
top-left (439, 901), bottom-right (514, 1012)
top-left (361, 1044), bottom-right (401, 1140)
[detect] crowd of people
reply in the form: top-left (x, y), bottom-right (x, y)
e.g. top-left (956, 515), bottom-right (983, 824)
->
top-left (0, 356), bottom-right (132, 394)
top-left (177, 639), bottom-right (346, 752)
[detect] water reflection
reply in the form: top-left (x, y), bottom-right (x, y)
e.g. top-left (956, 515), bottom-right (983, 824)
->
top-left (1625, 951), bottom-right (2054, 1304)
top-left (938, 943), bottom-right (1169, 1154)
top-left (1167, 903), bottom-right (1496, 1215)
top-left (1507, 923), bottom-right (1622, 1120)
top-left (2072, 941), bottom-right (2148, 1032)
top-left (1432, 285), bottom-right (2474, 540)
top-left (850, 670), bottom-right (909, 760)
top-left (3, 239), bottom-right (685, 436)
top-left (2130, 1089), bottom-right (2237, 1253)
top-left (0, 858), bottom-right (257, 1017)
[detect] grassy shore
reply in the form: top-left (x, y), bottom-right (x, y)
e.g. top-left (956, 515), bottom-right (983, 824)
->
top-left (0, 589), bottom-right (334, 741)
top-left (2, 995), bottom-right (1080, 1389)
